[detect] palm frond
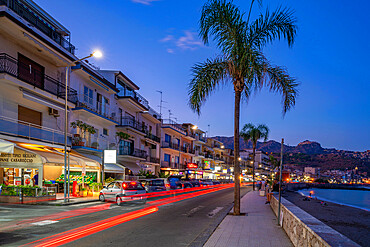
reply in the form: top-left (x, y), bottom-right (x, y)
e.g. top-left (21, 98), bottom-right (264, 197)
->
top-left (199, 0), bottom-right (248, 55)
top-left (188, 57), bottom-right (229, 114)
top-left (265, 64), bottom-right (299, 114)
top-left (257, 124), bottom-right (269, 142)
top-left (248, 6), bottom-right (297, 50)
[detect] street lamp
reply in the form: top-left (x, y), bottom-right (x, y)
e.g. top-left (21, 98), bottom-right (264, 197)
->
top-left (64, 50), bottom-right (102, 203)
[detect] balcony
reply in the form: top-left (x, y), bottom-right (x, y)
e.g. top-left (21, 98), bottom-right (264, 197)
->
top-left (72, 133), bottom-right (113, 151)
top-left (0, 53), bottom-right (77, 103)
top-left (0, 115), bottom-right (71, 146)
top-left (74, 94), bottom-right (118, 123)
top-left (0, 0), bottom-right (75, 54)
top-left (195, 134), bottom-right (206, 143)
top-left (160, 161), bottom-right (183, 169)
top-left (181, 146), bottom-right (195, 154)
top-left (161, 141), bottom-right (180, 151)
top-left (195, 150), bottom-right (205, 157)
top-left (205, 153), bottom-right (214, 159)
top-left (145, 132), bottom-right (160, 143)
top-left (215, 156), bottom-right (225, 162)
top-left (147, 156), bottom-right (160, 164)
top-left (117, 89), bottom-right (149, 109)
top-left (118, 117), bottom-right (147, 135)
top-left (161, 119), bottom-right (186, 135)
top-left (118, 146), bottom-right (147, 159)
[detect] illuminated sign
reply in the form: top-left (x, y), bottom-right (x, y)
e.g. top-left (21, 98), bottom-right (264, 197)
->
top-left (104, 150), bottom-right (117, 164)
top-left (215, 166), bottom-right (221, 171)
top-left (204, 161), bottom-right (210, 169)
top-left (187, 163), bottom-right (198, 169)
top-left (223, 169), bottom-right (227, 173)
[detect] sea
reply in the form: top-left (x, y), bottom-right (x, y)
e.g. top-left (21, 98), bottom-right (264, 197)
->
top-left (298, 188), bottom-right (370, 211)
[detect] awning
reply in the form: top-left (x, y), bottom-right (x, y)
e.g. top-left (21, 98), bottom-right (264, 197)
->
top-left (104, 163), bottom-right (125, 174)
top-left (117, 161), bottom-right (141, 174)
top-left (0, 139), bottom-right (14, 153)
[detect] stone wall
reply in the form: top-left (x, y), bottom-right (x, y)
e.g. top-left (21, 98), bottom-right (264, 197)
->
top-left (270, 194), bottom-right (359, 247)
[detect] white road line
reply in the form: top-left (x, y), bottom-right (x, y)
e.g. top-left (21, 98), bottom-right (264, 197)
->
top-left (31, 220), bottom-right (59, 226)
top-left (0, 219), bottom-right (13, 221)
top-left (183, 206), bottom-right (204, 217)
top-left (208, 207), bottom-right (223, 217)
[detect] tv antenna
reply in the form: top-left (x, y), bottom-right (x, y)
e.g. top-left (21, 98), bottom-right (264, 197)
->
top-left (156, 90), bottom-right (167, 119)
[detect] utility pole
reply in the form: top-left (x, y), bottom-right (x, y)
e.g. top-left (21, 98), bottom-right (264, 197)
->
top-left (277, 138), bottom-right (284, 225)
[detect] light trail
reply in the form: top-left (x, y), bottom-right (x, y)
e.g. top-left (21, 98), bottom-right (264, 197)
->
top-left (24, 184), bottom-right (234, 247)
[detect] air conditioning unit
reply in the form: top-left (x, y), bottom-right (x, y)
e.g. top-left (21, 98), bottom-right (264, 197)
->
top-left (48, 107), bottom-right (60, 117)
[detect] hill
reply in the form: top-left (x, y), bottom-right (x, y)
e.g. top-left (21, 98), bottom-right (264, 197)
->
top-left (212, 136), bottom-right (370, 172)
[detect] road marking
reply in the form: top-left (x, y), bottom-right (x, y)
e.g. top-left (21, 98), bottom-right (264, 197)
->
top-left (208, 207), bottom-right (223, 217)
top-left (0, 219), bottom-right (13, 221)
top-left (183, 205), bottom-right (204, 217)
top-left (31, 220), bottom-right (59, 226)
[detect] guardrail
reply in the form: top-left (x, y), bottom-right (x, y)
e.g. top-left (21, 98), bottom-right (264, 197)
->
top-left (0, 53), bottom-right (78, 103)
top-left (161, 119), bottom-right (186, 134)
top-left (0, 115), bottom-right (71, 146)
top-left (0, 0), bottom-right (75, 54)
top-left (145, 133), bottom-right (160, 143)
top-left (119, 117), bottom-right (147, 134)
top-left (161, 141), bottom-right (180, 151)
top-left (75, 94), bottom-right (118, 122)
top-left (118, 146), bottom-right (147, 159)
top-left (117, 89), bottom-right (149, 109)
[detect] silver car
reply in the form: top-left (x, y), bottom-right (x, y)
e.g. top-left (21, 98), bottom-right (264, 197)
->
top-left (99, 181), bottom-right (147, 205)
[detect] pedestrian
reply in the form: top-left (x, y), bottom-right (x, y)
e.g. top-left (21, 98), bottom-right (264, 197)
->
top-left (32, 171), bottom-right (39, 186)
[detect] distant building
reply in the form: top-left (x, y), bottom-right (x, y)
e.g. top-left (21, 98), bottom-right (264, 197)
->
top-left (304, 167), bottom-right (318, 175)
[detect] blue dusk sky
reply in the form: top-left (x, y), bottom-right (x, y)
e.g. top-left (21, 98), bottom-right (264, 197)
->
top-left (35, 0), bottom-right (370, 151)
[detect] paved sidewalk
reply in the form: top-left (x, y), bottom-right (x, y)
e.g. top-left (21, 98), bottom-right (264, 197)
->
top-left (204, 191), bottom-right (292, 247)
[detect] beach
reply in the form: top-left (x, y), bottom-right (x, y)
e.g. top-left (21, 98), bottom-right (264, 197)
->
top-left (283, 191), bottom-right (370, 247)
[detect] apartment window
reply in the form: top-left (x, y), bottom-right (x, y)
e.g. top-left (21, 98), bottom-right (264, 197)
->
top-left (103, 128), bottom-right (109, 136)
top-left (119, 140), bottom-right (133, 155)
top-left (84, 86), bottom-right (93, 105)
top-left (164, 154), bottom-right (170, 162)
top-left (175, 156), bottom-right (180, 164)
top-left (149, 125), bottom-right (152, 134)
top-left (165, 134), bottom-right (171, 143)
top-left (18, 105), bottom-right (42, 126)
top-left (176, 138), bottom-right (180, 146)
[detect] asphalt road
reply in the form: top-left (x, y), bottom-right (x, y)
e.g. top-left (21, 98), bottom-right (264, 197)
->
top-left (0, 186), bottom-right (250, 247)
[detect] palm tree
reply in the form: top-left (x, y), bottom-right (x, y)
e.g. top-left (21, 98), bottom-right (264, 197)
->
top-left (188, 0), bottom-right (299, 215)
top-left (240, 123), bottom-right (269, 190)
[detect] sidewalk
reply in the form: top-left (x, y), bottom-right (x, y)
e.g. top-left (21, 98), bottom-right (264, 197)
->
top-left (204, 191), bottom-right (292, 247)
top-left (39, 194), bottom-right (99, 206)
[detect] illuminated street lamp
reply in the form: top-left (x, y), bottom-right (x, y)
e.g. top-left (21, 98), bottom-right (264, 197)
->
top-left (64, 50), bottom-right (103, 203)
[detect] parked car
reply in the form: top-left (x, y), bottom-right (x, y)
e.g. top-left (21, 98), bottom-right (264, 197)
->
top-left (199, 180), bottom-right (213, 186)
top-left (99, 181), bottom-right (147, 205)
top-left (211, 180), bottom-right (221, 185)
top-left (168, 176), bottom-right (184, 189)
top-left (140, 178), bottom-right (171, 192)
top-left (184, 179), bottom-right (200, 187)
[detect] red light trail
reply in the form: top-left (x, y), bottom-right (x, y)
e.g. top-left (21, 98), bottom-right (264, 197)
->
top-left (24, 184), bottom-right (234, 247)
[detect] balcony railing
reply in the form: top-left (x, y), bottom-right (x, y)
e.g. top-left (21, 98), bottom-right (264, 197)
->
top-left (145, 132), bottom-right (160, 143)
top-left (147, 156), bottom-right (160, 164)
top-left (161, 141), bottom-right (180, 151)
top-left (0, 0), bottom-right (75, 54)
top-left (160, 161), bottom-right (182, 169)
top-left (117, 89), bottom-right (149, 109)
top-left (195, 135), bottom-right (206, 142)
top-left (195, 150), bottom-right (205, 157)
top-left (0, 53), bottom-right (77, 103)
top-left (181, 146), bottom-right (194, 154)
top-left (72, 133), bottom-right (114, 151)
top-left (118, 146), bottom-right (147, 159)
top-left (161, 119), bottom-right (186, 134)
top-left (75, 94), bottom-right (118, 122)
top-left (0, 115), bottom-right (71, 146)
top-left (205, 153), bottom-right (214, 159)
top-left (215, 156), bottom-right (224, 161)
top-left (118, 117), bottom-right (147, 134)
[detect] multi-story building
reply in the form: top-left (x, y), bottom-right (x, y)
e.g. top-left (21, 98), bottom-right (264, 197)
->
top-left (99, 70), bottom-right (161, 176)
top-left (0, 0), bottom-right (101, 187)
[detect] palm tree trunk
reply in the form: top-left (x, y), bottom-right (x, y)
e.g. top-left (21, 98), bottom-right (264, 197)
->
top-left (233, 90), bottom-right (241, 215)
top-left (252, 142), bottom-right (256, 191)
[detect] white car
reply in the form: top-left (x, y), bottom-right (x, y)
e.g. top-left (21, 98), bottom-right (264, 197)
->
top-left (99, 181), bottom-right (147, 205)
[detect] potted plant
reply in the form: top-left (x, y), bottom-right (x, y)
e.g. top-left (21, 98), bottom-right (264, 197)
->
top-left (71, 120), bottom-right (97, 146)
top-left (79, 187), bottom-right (87, 197)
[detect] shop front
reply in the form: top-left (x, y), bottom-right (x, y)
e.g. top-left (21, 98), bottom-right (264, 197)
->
top-left (160, 168), bottom-right (186, 177)
top-left (0, 142), bottom-right (101, 195)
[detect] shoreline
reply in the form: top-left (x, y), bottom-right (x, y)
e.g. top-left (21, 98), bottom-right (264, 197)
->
top-left (283, 191), bottom-right (370, 247)
top-left (296, 190), bottom-right (370, 212)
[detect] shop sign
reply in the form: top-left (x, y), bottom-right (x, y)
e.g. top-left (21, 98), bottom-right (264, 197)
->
top-left (0, 150), bottom-right (40, 164)
top-left (223, 169), bottom-right (228, 174)
top-left (187, 163), bottom-right (198, 169)
top-left (215, 166), bottom-right (221, 171)
top-left (188, 170), bottom-right (203, 175)
top-left (204, 161), bottom-right (210, 169)
top-left (104, 150), bottom-right (116, 164)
